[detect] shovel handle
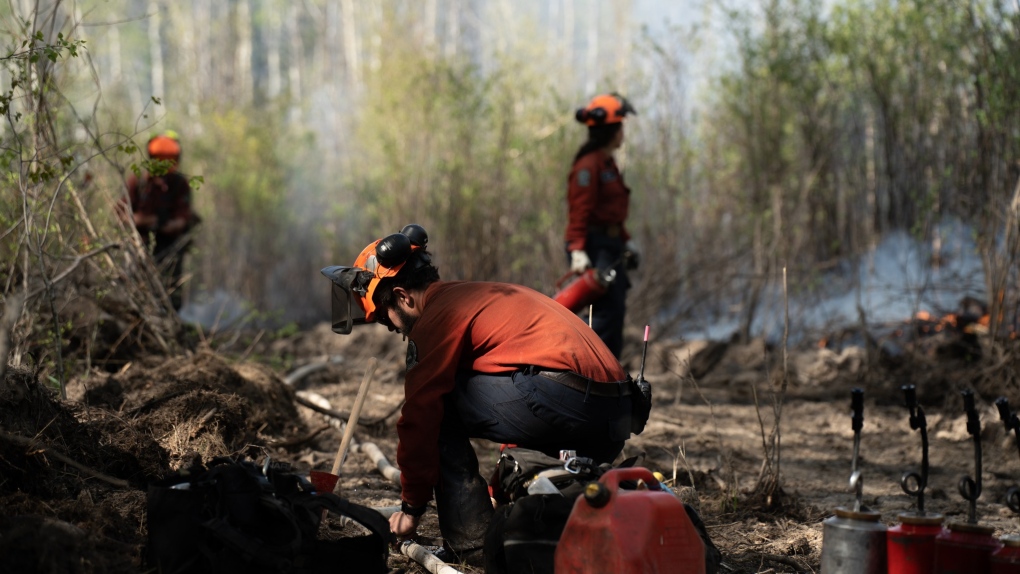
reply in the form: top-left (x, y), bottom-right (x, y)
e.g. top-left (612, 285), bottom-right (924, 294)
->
top-left (330, 357), bottom-right (379, 480)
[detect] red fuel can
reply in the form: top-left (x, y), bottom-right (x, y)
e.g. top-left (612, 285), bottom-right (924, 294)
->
top-left (887, 512), bottom-right (946, 574)
top-left (933, 522), bottom-right (1002, 574)
top-left (553, 467), bottom-right (705, 574)
top-left (991, 534), bottom-right (1020, 574)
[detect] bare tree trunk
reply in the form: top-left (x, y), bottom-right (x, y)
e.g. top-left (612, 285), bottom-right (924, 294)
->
top-left (367, 2), bottom-right (382, 73)
top-left (148, 0), bottom-right (164, 100)
top-left (193, 0), bottom-right (211, 106)
top-left (445, 0), bottom-right (460, 59)
top-left (108, 16), bottom-right (122, 86)
top-left (341, 0), bottom-right (360, 90)
top-left (563, 0), bottom-right (574, 74)
top-left (266, 2), bottom-right (282, 100)
top-left (234, 0), bottom-right (253, 105)
top-left (286, 3), bottom-right (303, 112)
top-left (585, 1), bottom-right (598, 95)
top-left (424, 0), bottom-right (437, 53)
top-left (613, 0), bottom-right (630, 82)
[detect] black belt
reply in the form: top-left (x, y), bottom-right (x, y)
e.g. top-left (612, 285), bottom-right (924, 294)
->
top-left (535, 370), bottom-right (632, 397)
top-left (588, 224), bottom-right (623, 238)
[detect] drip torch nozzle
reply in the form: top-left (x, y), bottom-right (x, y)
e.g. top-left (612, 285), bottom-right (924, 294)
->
top-left (850, 388), bottom-right (865, 512)
top-left (851, 388), bottom-right (864, 432)
top-left (958, 389), bottom-right (983, 524)
top-left (635, 326), bottom-right (651, 402)
top-left (996, 397), bottom-right (1020, 450)
top-left (899, 385), bottom-right (929, 514)
top-left (995, 397), bottom-right (1020, 515)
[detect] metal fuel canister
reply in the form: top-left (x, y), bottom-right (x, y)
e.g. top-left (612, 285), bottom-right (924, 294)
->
top-left (991, 534), bottom-right (1020, 574)
top-left (887, 512), bottom-right (946, 574)
top-left (933, 521), bottom-right (1002, 574)
top-left (821, 507), bottom-right (888, 574)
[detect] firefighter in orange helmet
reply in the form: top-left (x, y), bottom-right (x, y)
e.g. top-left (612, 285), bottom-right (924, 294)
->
top-left (321, 224), bottom-right (646, 567)
top-left (564, 93), bottom-right (639, 358)
top-left (122, 131), bottom-right (195, 310)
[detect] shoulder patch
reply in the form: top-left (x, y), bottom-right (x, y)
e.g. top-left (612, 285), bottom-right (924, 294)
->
top-left (405, 340), bottom-right (418, 371)
top-left (576, 169), bottom-right (591, 187)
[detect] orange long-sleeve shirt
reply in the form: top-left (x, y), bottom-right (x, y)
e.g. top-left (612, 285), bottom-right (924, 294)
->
top-left (396, 281), bottom-right (626, 506)
top-left (564, 151), bottom-right (631, 252)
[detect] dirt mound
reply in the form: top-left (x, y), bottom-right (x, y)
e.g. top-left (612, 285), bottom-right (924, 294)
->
top-left (69, 351), bottom-right (308, 468)
top-left (0, 352), bottom-right (314, 574)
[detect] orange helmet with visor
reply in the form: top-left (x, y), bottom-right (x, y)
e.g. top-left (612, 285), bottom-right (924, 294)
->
top-left (320, 224), bottom-right (429, 334)
top-left (575, 93), bottom-right (636, 126)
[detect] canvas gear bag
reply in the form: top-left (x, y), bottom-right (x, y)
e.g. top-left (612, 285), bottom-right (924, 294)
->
top-left (145, 457), bottom-right (392, 574)
top-left (484, 447), bottom-right (722, 574)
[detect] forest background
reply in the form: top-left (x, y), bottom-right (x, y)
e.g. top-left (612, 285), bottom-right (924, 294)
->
top-left (1, 0), bottom-right (1019, 388)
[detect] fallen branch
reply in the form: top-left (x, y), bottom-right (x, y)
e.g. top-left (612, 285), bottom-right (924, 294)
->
top-left (0, 427), bottom-right (130, 488)
top-left (761, 553), bottom-right (809, 572)
top-left (268, 424), bottom-right (331, 448)
top-left (25, 242), bottom-right (120, 300)
top-left (284, 356), bottom-right (345, 386)
top-left (294, 390), bottom-right (402, 429)
top-left (295, 390), bottom-right (402, 483)
top-left (400, 541), bottom-right (465, 574)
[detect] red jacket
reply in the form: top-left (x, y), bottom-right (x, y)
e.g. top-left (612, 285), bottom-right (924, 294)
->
top-left (396, 281), bottom-right (627, 507)
top-left (564, 151), bottom-right (631, 252)
top-left (124, 171), bottom-right (192, 243)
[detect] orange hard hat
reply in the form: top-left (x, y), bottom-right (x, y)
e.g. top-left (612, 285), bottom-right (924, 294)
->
top-left (575, 93), bottom-right (636, 126)
top-left (321, 224), bottom-right (429, 332)
top-left (147, 133), bottom-right (181, 159)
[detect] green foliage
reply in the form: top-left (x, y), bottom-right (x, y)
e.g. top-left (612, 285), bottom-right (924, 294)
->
top-left (351, 8), bottom-right (575, 286)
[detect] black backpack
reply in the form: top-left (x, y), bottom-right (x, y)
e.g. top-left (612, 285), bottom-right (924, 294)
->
top-left (145, 457), bottom-right (392, 574)
top-left (483, 447), bottom-right (721, 574)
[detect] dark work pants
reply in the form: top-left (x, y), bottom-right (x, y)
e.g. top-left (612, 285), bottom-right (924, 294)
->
top-left (435, 370), bottom-right (632, 554)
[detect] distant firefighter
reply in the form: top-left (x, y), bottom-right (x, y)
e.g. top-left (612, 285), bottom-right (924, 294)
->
top-left (122, 131), bottom-right (197, 311)
top-left (563, 93), bottom-right (640, 358)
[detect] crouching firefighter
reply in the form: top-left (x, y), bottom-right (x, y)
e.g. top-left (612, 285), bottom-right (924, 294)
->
top-left (321, 224), bottom-right (651, 567)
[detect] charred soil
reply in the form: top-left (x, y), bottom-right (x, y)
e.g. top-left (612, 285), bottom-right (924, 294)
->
top-left (3, 321), bottom-right (1020, 573)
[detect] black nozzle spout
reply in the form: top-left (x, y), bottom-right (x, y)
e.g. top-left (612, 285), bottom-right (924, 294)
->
top-left (903, 385), bottom-right (917, 409)
top-left (996, 396), bottom-right (1020, 464)
top-left (997, 397), bottom-right (1016, 429)
top-left (963, 390), bottom-right (980, 437)
top-left (851, 388), bottom-right (864, 432)
top-left (958, 389), bottom-right (983, 524)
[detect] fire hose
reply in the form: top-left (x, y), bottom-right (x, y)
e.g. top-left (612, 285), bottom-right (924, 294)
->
top-left (285, 361), bottom-right (465, 574)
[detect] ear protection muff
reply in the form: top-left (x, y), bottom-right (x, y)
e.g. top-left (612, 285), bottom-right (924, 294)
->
top-left (575, 106), bottom-right (609, 125)
top-left (374, 224), bottom-right (431, 269)
top-left (575, 93), bottom-right (636, 126)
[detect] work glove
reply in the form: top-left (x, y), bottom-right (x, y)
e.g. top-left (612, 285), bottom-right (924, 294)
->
top-left (624, 241), bottom-right (640, 271)
top-left (570, 250), bottom-right (592, 273)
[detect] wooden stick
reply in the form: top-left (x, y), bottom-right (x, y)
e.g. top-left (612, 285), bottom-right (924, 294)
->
top-left (0, 428), bottom-right (129, 488)
top-left (330, 357), bottom-right (378, 493)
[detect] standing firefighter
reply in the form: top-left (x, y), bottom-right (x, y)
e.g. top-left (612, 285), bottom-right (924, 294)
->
top-left (564, 93), bottom-right (639, 358)
top-left (123, 132), bottom-right (195, 310)
top-left (321, 224), bottom-right (649, 567)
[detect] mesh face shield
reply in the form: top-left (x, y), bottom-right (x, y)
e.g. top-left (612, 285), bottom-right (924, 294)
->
top-left (320, 265), bottom-right (374, 334)
top-left (321, 223), bottom-right (430, 335)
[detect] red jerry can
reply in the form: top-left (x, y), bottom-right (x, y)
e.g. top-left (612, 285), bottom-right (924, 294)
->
top-left (991, 534), bottom-right (1020, 574)
top-left (553, 467), bottom-right (705, 574)
top-left (933, 522), bottom-right (1002, 574)
top-left (887, 512), bottom-right (946, 574)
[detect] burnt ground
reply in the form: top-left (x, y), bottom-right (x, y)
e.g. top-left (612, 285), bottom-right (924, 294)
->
top-left (3, 319), bottom-right (1020, 573)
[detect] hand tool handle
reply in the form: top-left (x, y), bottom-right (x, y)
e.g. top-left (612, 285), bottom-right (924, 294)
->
top-left (331, 357), bottom-right (379, 478)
